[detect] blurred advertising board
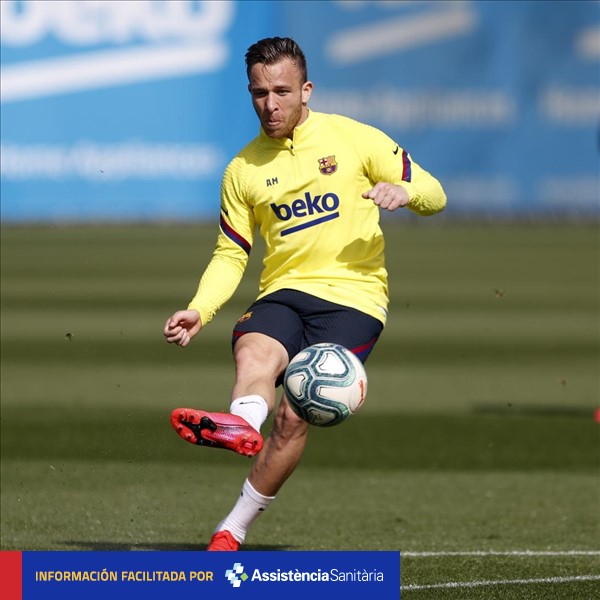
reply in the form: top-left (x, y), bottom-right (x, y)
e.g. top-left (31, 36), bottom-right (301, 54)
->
top-left (1, 0), bottom-right (598, 222)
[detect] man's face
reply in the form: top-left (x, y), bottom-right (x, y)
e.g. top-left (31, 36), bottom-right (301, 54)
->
top-left (248, 58), bottom-right (313, 139)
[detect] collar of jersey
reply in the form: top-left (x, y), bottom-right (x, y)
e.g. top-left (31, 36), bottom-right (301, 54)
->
top-left (259, 109), bottom-right (317, 150)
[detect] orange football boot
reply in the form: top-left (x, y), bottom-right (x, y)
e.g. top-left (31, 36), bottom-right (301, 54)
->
top-left (207, 530), bottom-right (240, 551)
top-left (170, 408), bottom-right (263, 458)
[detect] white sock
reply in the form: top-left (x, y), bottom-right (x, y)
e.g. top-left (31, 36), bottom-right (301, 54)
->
top-left (230, 395), bottom-right (268, 432)
top-left (215, 479), bottom-right (275, 543)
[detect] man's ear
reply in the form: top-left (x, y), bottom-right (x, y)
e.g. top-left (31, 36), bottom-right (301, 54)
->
top-left (302, 81), bottom-right (313, 104)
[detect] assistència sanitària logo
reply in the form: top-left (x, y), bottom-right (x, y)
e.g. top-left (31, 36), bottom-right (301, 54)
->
top-left (225, 563), bottom-right (248, 587)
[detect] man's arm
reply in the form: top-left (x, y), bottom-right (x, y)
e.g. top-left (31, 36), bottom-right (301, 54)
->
top-left (164, 159), bottom-right (255, 343)
top-left (356, 120), bottom-right (446, 215)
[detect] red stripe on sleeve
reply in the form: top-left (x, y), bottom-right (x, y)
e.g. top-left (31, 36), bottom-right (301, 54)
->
top-left (401, 149), bottom-right (412, 182)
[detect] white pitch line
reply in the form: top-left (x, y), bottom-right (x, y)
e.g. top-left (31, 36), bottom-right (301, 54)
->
top-left (403, 550), bottom-right (600, 557)
top-left (402, 574), bottom-right (600, 591)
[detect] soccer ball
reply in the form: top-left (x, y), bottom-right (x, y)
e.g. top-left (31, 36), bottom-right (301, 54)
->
top-left (283, 343), bottom-right (368, 427)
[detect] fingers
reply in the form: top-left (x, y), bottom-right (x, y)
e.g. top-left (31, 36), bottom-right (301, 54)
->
top-left (176, 329), bottom-right (191, 347)
top-left (362, 183), bottom-right (410, 211)
top-left (164, 324), bottom-right (182, 344)
top-left (163, 317), bottom-right (174, 336)
top-left (363, 185), bottom-right (395, 209)
top-left (163, 315), bottom-right (181, 337)
top-left (164, 324), bottom-right (190, 346)
top-left (164, 310), bottom-right (201, 346)
top-left (164, 312), bottom-right (187, 346)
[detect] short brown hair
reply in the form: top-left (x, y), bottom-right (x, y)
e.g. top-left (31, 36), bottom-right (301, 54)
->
top-left (245, 37), bottom-right (308, 83)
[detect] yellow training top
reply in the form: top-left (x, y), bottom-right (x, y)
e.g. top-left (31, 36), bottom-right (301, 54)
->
top-left (188, 110), bottom-right (446, 326)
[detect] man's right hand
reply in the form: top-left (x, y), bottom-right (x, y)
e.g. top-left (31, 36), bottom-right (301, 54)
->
top-left (163, 309), bottom-right (202, 347)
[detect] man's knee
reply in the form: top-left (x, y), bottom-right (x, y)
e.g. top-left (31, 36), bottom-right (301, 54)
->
top-left (234, 333), bottom-right (288, 378)
top-left (271, 399), bottom-right (309, 445)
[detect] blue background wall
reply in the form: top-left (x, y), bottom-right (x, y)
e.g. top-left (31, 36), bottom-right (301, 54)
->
top-left (1, 0), bottom-right (598, 222)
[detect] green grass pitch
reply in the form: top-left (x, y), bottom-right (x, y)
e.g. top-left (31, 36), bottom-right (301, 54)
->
top-left (1, 221), bottom-right (598, 599)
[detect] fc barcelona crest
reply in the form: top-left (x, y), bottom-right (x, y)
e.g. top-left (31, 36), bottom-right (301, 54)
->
top-left (318, 155), bottom-right (337, 175)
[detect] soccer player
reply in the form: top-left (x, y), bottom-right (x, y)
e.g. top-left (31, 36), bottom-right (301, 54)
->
top-left (164, 37), bottom-right (446, 551)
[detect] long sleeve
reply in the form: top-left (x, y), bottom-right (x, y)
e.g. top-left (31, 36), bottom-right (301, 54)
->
top-left (352, 117), bottom-right (446, 217)
top-left (401, 159), bottom-right (447, 216)
top-left (187, 239), bottom-right (248, 326)
top-left (187, 160), bottom-right (255, 326)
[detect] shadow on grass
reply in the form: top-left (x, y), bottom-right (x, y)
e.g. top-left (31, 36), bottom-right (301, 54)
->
top-left (61, 541), bottom-right (293, 551)
top-left (2, 407), bottom-right (598, 472)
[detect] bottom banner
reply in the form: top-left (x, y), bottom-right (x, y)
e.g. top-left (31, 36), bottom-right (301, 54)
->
top-left (17, 550), bottom-right (400, 599)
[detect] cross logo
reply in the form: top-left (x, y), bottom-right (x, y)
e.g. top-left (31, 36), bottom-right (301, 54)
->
top-left (225, 562), bottom-right (248, 587)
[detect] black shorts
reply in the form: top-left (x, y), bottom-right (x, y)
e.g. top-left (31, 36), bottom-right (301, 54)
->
top-left (232, 288), bottom-right (383, 379)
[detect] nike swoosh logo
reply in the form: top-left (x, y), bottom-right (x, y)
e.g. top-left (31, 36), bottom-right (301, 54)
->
top-left (393, 145), bottom-right (399, 155)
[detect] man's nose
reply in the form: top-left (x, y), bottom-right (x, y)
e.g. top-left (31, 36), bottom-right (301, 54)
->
top-left (265, 93), bottom-right (278, 111)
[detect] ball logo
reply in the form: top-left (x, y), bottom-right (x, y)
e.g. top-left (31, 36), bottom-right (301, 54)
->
top-left (225, 562), bottom-right (248, 587)
top-left (270, 192), bottom-right (340, 237)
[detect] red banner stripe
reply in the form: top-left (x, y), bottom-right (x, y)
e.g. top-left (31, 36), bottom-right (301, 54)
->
top-left (0, 551), bottom-right (22, 600)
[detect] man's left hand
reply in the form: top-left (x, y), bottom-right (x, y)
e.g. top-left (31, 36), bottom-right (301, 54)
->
top-left (362, 182), bottom-right (410, 211)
